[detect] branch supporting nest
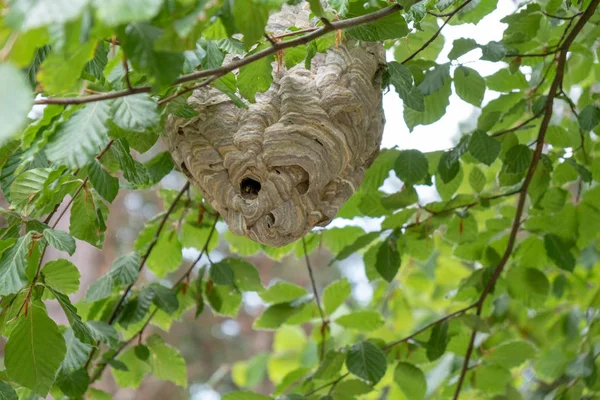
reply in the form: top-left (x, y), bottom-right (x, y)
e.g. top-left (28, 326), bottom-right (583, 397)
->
top-left (166, 6), bottom-right (386, 246)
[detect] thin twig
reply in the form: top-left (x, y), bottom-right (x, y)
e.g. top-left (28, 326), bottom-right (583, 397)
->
top-left (543, 11), bottom-right (584, 20)
top-left (452, 3), bottom-right (599, 398)
top-left (402, 0), bottom-right (472, 64)
top-left (303, 237), bottom-right (327, 361)
top-left (122, 55), bottom-right (132, 91)
top-left (157, 77), bottom-right (217, 106)
top-left (490, 110), bottom-right (544, 137)
top-left (383, 304), bottom-right (477, 350)
top-left (304, 372), bottom-right (350, 396)
top-left (89, 215), bottom-right (219, 382)
top-left (34, 5), bottom-right (404, 106)
top-left (84, 182), bottom-right (190, 370)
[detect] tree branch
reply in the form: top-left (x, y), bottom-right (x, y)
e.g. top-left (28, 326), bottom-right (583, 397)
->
top-left (402, 0), bottom-right (472, 64)
top-left (34, 5), bottom-right (403, 106)
top-left (302, 237), bottom-right (327, 361)
top-left (84, 181), bottom-right (190, 369)
top-left (89, 215), bottom-right (219, 383)
top-left (452, 2), bottom-right (599, 397)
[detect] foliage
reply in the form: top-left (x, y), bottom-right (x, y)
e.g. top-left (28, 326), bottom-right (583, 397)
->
top-left (0, 0), bottom-right (600, 399)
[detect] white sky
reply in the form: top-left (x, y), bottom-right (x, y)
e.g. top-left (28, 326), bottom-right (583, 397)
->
top-left (382, 0), bottom-right (515, 152)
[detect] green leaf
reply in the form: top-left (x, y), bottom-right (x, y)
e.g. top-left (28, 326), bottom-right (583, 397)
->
top-left (226, 258), bottom-right (263, 291)
top-left (437, 151), bottom-right (460, 184)
top-left (473, 364), bottom-right (511, 394)
top-left (10, 168), bottom-right (52, 216)
top-left (418, 63), bottom-right (450, 96)
top-left (210, 260), bottom-right (235, 285)
top-left (314, 350), bottom-right (346, 380)
top-left (87, 321), bottom-right (119, 348)
top-left (88, 160), bottom-right (119, 203)
top-left (92, 0), bottom-right (164, 26)
top-left (5, 303), bottom-right (66, 397)
top-left (331, 232), bottom-right (380, 263)
top-left (394, 362), bottom-right (427, 400)
top-left (49, 288), bottom-right (94, 344)
top-left (110, 252), bottom-right (140, 286)
top-left (222, 392), bottom-right (272, 400)
top-left (149, 284), bottom-right (179, 314)
top-left (43, 229), bottom-right (76, 256)
top-left (468, 167), bottom-right (486, 193)
top-left (544, 234), bottom-right (575, 271)
top-left (454, 66), bottom-right (485, 107)
top-left (60, 329), bottom-right (91, 374)
top-left (0, 382), bottom-right (17, 400)
top-left (307, 0), bottom-right (325, 17)
top-left (146, 334), bottom-right (187, 387)
top-left (404, 80), bottom-right (451, 131)
top-left (578, 105), bottom-right (600, 131)
top-left (506, 267), bottom-right (549, 307)
top-left (253, 301), bottom-right (306, 330)
top-left (56, 368), bottom-right (89, 398)
top-left (111, 94), bottom-right (159, 133)
top-left (233, 0), bottom-right (270, 47)
top-left (394, 18), bottom-right (444, 61)
top-left (146, 152), bottom-right (174, 185)
top-left (37, 41), bottom-right (96, 94)
top-left (112, 347), bottom-right (151, 388)
top-left (146, 229), bottom-right (182, 278)
top-left (347, 1), bottom-right (408, 41)
top-left (486, 69), bottom-right (528, 92)
top-left (206, 284), bottom-right (243, 317)
top-left (387, 62), bottom-right (424, 112)
top-left (332, 379), bottom-right (373, 396)
top-left (323, 278), bottom-right (351, 315)
top-left (485, 341), bottom-right (536, 368)
top-left (45, 102), bottom-right (110, 168)
top-left (0, 232), bottom-right (33, 296)
top-left (120, 23), bottom-right (184, 87)
top-left (394, 149), bottom-right (429, 185)
top-left (375, 236), bottom-right (401, 282)
top-left (345, 341), bottom-right (387, 384)
top-left (503, 144), bottom-right (531, 174)
top-left (448, 38), bottom-right (478, 60)
top-left (468, 130), bottom-right (501, 166)
top-left (480, 41), bottom-right (506, 62)
top-left (69, 188), bottom-right (107, 248)
top-left (259, 282), bottom-right (307, 304)
top-left (83, 275), bottom-right (113, 302)
top-left (42, 259), bottom-right (80, 294)
top-left (111, 140), bottom-right (149, 186)
top-left (426, 320), bottom-right (449, 361)
top-left (0, 64), bottom-right (33, 145)
top-left (238, 55), bottom-right (273, 103)
top-left (335, 311), bottom-right (384, 332)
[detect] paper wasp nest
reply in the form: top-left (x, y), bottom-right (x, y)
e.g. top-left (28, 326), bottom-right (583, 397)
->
top-left (166, 5), bottom-right (386, 246)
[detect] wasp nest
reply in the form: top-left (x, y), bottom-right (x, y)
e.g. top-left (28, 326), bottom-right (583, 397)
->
top-left (166, 5), bottom-right (386, 247)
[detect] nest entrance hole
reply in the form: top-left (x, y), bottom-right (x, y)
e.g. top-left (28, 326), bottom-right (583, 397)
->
top-left (241, 177), bottom-right (261, 199)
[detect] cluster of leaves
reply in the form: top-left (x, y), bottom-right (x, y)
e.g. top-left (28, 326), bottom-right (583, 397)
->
top-left (0, 0), bottom-right (600, 399)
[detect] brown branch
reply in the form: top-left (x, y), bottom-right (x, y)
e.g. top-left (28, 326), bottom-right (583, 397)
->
top-left (156, 77), bottom-right (217, 106)
top-left (122, 55), bottom-right (132, 91)
top-left (273, 27), bottom-right (318, 39)
top-left (302, 237), bottom-right (327, 361)
top-left (383, 304), bottom-right (477, 350)
top-left (402, 0), bottom-right (473, 64)
top-left (543, 11), bottom-right (584, 20)
top-left (89, 215), bottom-right (219, 383)
top-left (490, 110), bottom-right (544, 137)
top-left (84, 181), bottom-right (190, 370)
top-left (304, 372), bottom-right (350, 396)
top-left (505, 48), bottom-right (562, 58)
top-left (34, 5), bottom-right (404, 106)
top-left (452, 2), bottom-right (599, 398)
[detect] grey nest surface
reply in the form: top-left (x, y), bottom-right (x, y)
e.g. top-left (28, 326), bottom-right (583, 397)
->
top-left (166, 5), bottom-right (386, 247)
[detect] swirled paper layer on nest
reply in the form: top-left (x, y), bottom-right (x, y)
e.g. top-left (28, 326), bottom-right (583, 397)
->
top-left (166, 8), bottom-right (386, 247)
